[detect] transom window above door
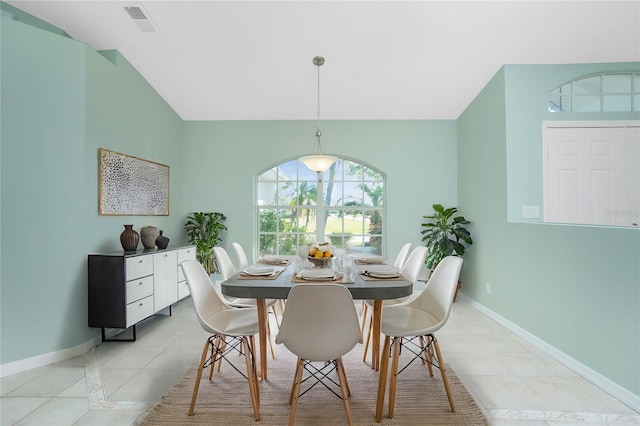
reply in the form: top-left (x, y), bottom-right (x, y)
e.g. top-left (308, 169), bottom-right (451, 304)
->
top-left (256, 158), bottom-right (385, 256)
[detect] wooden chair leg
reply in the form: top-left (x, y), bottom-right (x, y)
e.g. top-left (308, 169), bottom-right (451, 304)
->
top-left (425, 336), bottom-right (434, 376)
top-left (267, 321), bottom-right (276, 359)
top-left (375, 335), bottom-right (391, 423)
top-left (362, 313), bottom-right (372, 362)
top-left (216, 335), bottom-right (227, 373)
top-left (388, 337), bottom-right (401, 419)
top-left (336, 358), bottom-right (351, 397)
top-left (288, 358), bottom-right (305, 426)
top-left (433, 337), bottom-right (455, 412)
top-left (189, 338), bottom-right (211, 416)
top-left (289, 358), bottom-right (303, 404)
top-left (336, 357), bottom-right (354, 426)
top-left (360, 302), bottom-right (369, 340)
top-left (242, 336), bottom-right (261, 421)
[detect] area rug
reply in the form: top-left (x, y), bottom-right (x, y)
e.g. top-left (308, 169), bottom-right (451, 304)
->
top-left (138, 342), bottom-right (489, 425)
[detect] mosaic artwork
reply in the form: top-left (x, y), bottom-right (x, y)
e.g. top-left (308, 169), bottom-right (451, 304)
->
top-left (99, 148), bottom-right (169, 215)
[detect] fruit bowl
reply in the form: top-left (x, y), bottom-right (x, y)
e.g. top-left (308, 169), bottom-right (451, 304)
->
top-left (308, 255), bottom-right (333, 267)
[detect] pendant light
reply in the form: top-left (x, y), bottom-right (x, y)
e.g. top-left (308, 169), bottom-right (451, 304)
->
top-left (299, 56), bottom-right (337, 173)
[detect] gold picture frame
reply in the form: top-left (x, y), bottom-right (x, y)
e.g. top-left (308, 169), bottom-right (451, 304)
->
top-left (99, 148), bottom-right (169, 215)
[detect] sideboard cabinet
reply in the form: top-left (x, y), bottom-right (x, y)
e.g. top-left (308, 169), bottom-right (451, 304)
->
top-left (88, 245), bottom-right (196, 341)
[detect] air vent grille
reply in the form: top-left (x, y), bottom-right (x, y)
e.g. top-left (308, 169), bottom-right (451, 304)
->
top-left (124, 6), bottom-right (147, 20)
top-left (123, 5), bottom-right (159, 33)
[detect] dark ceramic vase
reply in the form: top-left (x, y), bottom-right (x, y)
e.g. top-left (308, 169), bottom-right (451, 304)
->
top-left (120, 225), bottom-right (139, 251)
top-left (155, 230), bottom-right (169, 250)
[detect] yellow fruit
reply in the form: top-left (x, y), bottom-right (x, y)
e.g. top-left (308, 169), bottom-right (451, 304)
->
top-left (324, 251), bottom-right (332, 258)
top-left (309, 248), bottom-right (317, 256)
top-left (315, 252), bottom-right (324, 258)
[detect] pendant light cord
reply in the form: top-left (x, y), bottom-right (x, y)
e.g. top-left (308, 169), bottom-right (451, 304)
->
top-left (315, 58), bottom-right (322, 154)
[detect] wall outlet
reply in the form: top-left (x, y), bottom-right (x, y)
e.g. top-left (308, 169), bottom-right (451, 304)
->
top-left (485, 282), bottom-right (492, 294)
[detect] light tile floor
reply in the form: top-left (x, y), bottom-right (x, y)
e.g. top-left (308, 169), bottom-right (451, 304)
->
top-left (1, 296), bottom-right (638, 425)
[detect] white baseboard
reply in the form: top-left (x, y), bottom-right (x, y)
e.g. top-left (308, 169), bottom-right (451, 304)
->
top-left (459, 294), bottom-right (640, 412)
top-left (0, 336), bottom-right (101, 378)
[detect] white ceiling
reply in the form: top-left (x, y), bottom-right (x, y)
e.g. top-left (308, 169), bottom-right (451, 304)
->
top-left (6, 1), bottom-right (640, 120)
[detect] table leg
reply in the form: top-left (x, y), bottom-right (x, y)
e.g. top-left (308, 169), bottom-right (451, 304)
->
top-left (256, 299), bottom-right (268, 381)
top-left (372, 299), bottom-right (383, 371)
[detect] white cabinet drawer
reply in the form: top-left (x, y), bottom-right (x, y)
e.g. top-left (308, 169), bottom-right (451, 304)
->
top-left (178, 280), bottom-right (190, 300)
top-left (126, 256), bottom-right (153, 281)
top-left (177, 247), bottom-right (196, 263)
top-left (126, 275), bottom-right (154, 303)
top-left (126, 295), bottom-right (154, 327)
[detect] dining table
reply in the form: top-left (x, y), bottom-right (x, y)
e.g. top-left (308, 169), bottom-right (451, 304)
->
top-left (221, 256), bottom-right (412, 380)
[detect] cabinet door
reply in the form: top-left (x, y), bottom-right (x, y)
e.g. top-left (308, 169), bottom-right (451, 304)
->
top-left (153, 251), bottom-right (178, 310)
top-left (177, 247), bottom-right (196, 300)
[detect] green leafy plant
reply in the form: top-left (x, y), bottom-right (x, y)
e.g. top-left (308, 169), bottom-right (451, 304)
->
top-left (185, 212), bottom-right (227, 274)
top-left (421, 204), bottom-right (472, 270)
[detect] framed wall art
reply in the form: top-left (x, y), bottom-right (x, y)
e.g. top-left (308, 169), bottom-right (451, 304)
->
top-left (99, 148), bottom-right (169, 215)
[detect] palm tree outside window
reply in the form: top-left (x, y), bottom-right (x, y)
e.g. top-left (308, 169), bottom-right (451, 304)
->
top-left (257, 158), bottom-right (385, 257)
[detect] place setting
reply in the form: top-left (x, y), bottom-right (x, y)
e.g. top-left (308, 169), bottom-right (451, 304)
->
top-left (257, 255), bottom-right (292, 266)
top-left (358, 265), bottom-right (404, 281)
top-left (238, 265), bottom-right (285, 280)
top-left (291, 267), bottom-right (343, 283)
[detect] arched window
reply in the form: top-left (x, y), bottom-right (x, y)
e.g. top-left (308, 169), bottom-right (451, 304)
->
top-left (548, 72), bottom-right (640, 113)
top-left (256, 158), bottom-right (385, 256)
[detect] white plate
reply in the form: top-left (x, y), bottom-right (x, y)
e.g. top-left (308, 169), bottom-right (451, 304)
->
top-left (261, 257), bottom-right (288, 265)
top-left (355, 257), bottom-right (385, 264)
top-left (366, 271), bottom-right (400, 279)
top-left (242, 266), bottom-right (275, 276)
top-left (364, 265), bottom-right (399, 274)
top-left (299, 268), bottom-right (335, 279)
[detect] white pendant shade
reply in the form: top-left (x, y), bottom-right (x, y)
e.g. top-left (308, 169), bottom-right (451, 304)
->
top-left (300, 154), bottom-right (338, 173)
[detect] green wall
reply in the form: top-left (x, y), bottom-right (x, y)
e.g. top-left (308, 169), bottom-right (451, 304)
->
top-left (1, 13), bottom-right (185, 364)
top-left (458, 65), bottom-right (640, 397)
top-left (2, 1), bottom-right (638, 404)
top-left (182, 120), bottom-right (458, 262)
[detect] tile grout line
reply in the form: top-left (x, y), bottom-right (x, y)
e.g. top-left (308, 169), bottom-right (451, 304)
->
top-left (84, 347), bottom-right (151, 410)
top-left (490, 409), bottom-right (640, 424)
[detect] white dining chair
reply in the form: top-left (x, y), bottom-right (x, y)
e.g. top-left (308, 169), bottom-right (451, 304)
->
top-left (362, 246), bottom-right (428, 364)
top-left (375, 256), bottom-right (463, 422)
top-left (276, 284), bottom-right (362, 426)
top-left (361, 243), bottom-right (412, 337)
top-left (212, 246), bottom-right (279, 358)
top-left (232, 242), bottom-right (250, 270)
top-left (180, 259), bottom-right (260, 420)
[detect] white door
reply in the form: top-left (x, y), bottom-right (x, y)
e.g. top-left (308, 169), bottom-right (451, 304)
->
top-left (544, 122), bottom-right (640, 227)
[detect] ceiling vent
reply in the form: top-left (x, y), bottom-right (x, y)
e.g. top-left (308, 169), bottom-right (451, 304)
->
top-left (123, 4), bottom-right (159, 33)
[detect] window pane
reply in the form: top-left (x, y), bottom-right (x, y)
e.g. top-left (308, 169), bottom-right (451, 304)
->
top-left (363, 167), bottom-right (383, 181)
top-left (279, 160), bottom-right (299, 181)
top-left (634, 94), bottom-right (640, 111)
top-left (259, 209), bottom-right (280, 232)
top-left (259, 234), bottom-right (277, 255)
top-left (277, 182), bottom-right (296, 205)
top-left (634, 75), bottom-right (640, 92)
top-left (343, 182), bottom-right (363, 205)
top-left (258, 166), bottom-right (278, 181)
top-left (297, 161), bottom-right (318, 181)
top-left (573, 95), bottom-right (601, 112)
top-left (324, 181), bottom-right (343, 207)
top-left (603, 95), bottom-right (631, 112)
top-left (602, 74), bottom-right (631, 93)
top-left (363, 182), bottom-right (384, 207)
top-left (344, 160), bottom-right (362, 181)
top-left (257, 182), bottom-right (277, 205)
top-left (292, 181), bottom-right (317, 207)
top-left (572, 76), bottom-right (600, 95)
top-left (561, 83), bottom-right (572, 94)
top-left (324, 210), bottom-right (345, 247)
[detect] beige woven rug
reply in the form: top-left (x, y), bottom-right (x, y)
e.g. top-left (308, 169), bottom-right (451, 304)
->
top-left (138, 341), bottom-right (488, 425)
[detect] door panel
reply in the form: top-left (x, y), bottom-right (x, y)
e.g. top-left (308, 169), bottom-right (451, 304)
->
top-left (544, 122), bottom-right (639, 227)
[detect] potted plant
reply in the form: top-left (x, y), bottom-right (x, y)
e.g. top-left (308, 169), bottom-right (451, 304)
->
top-left (185, 212), bottom-right (227, 274)
top-left (421, 204), bottom-right (472, 270)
